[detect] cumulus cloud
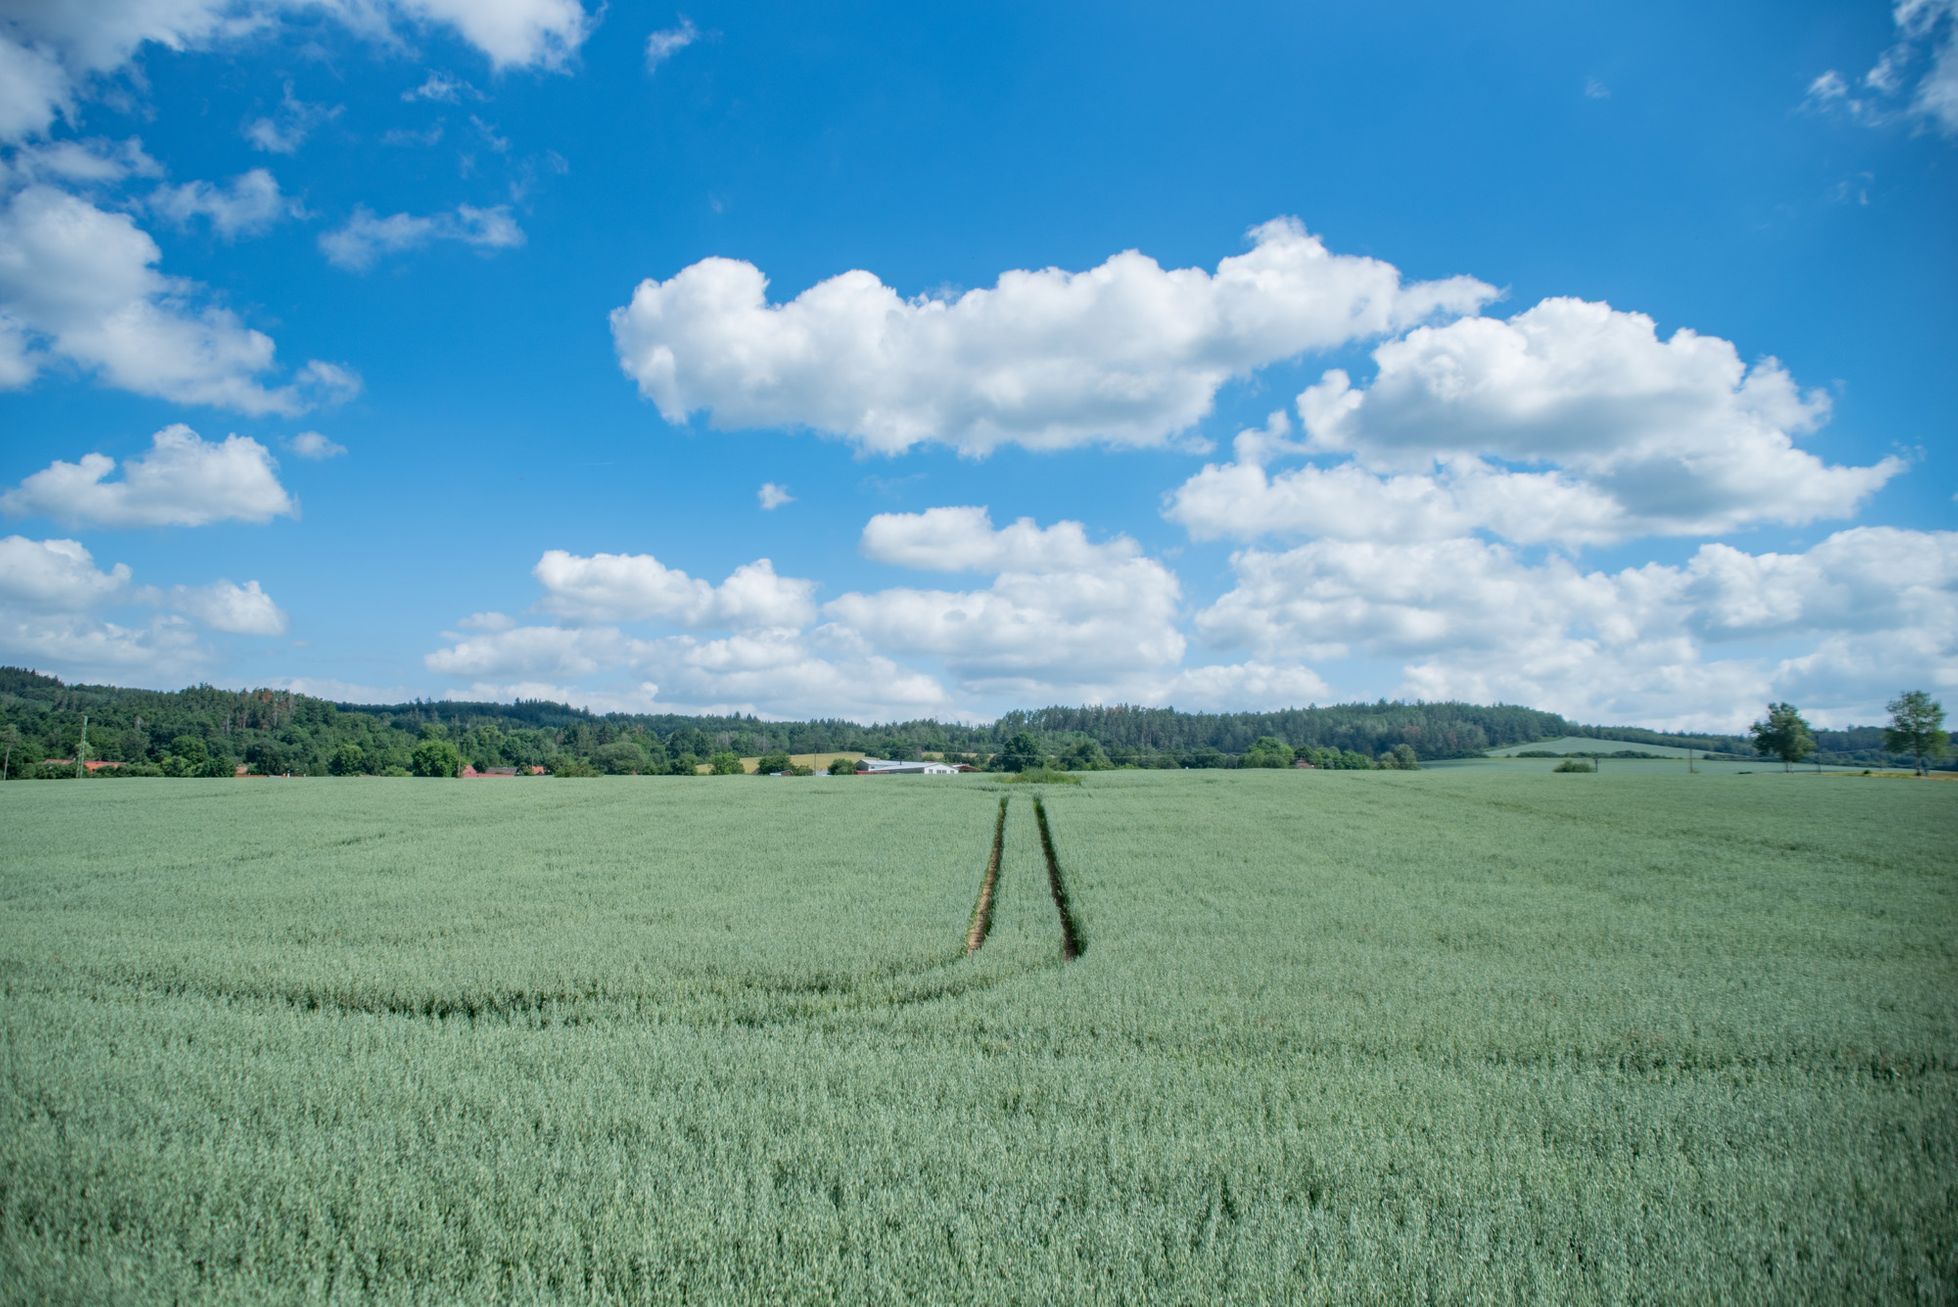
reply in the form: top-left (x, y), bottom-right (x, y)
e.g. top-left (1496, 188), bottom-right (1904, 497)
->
top-left (534, 550), bottom-right (818, 628)
top-left (389, 0), bottom-right (592, 70)
top-left (150, 168), bottom-right (298, 239)
top-left (828, 508), bottom-right (1186, 691)
top-left (1196, 528), bottom-right (1957, 729)
top-left (0, 1), bottom-right (595, 144)
top-left (420, 510), bottom-right (1338, 719)
top-left (0, 535), bottom-right (131, 609)
top-left (0, 33), bottom-right (71, 141)
top-left (0, 610), bottom-right (205, 681)
top-left (611, 218), bottom-right (1495, 455)
top-left (320, 202), bottom-right (524, 270)
top-left (1169, 298), bottom-right (1902, 546)
top-left (0, 534), bottom-right (284, 684)
top-left (1150, 662), bottom-right (1334, 712)
top-left (757, 481), bottom-right (793, 510)
top-left (424, 624), bottom-right (953, 722)
top-left (0, 184), bottom-right (357, 413)
top-left (2, 425), bottom-right (296, 527)
top-left (645, 17), bottom-right (697, 71)
top-left (859, 505), bottom-right (1144, 573)
top-left (170, 578), bottom-right (287, 634)
top-left (284, 430), bottom-right (346, 459)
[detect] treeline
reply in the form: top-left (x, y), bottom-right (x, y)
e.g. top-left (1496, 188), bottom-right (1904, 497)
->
top-left (1564, 721), bottom-right (1927, 767)
top-left (0, 666), bottom-right (1934, 778)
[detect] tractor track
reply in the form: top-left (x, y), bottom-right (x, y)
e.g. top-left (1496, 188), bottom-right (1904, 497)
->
top-left (1032, 798), bottom-right (1084, 961)
top-left (964, 796), bottom-right (1009, 955)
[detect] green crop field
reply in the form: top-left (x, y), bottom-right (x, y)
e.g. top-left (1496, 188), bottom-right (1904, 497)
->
top-left (2, 770), bottom-right (1953, 1301)
top-left (1488, 735), bottom-right (1707, 758)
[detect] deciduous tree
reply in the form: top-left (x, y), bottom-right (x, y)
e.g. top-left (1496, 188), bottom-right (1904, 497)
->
top-left (410, 739), bottom-right (463, 777)
top-left (1749, 702), bottom-right (1814, 772)
top-left (997, 732), bottom-right (1044, 773)
top-left (1241, 736), bottom-right (1294, 768)
top-left (1883, 690), bottom-right (1948, 776)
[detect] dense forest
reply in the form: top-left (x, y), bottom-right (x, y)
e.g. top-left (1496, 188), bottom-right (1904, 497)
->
top-left (0, 666), bottom-right (1940, 778)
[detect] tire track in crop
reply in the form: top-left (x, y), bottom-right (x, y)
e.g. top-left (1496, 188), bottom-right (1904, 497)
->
top-left (1031, 798), bottom-right (1085, 961)
top-left (964, 796), bottom-right (1009, 955)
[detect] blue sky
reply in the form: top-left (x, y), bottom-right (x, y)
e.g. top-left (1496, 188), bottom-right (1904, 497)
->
top-left (1, 0), bottom-right (1952, 728)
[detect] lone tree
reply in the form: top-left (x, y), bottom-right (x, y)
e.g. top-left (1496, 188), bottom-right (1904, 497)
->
top-left (1883, 690), bottom-right (1948, 776)
top-left (996, 731), bottom-right (1044, 773)
top-left (410, 738), bottom-right (463, 778)
top-left (1749, 702), bottom-right (1815, 772)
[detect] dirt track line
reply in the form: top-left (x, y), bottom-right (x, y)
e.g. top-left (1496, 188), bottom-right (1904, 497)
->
top-left (964, 796), bottom-right (1009, 955)
top-left (1031, 798), bottom-right (1084, 961)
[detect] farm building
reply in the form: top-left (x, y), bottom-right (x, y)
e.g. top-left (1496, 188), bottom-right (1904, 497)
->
top-left (855, 758), bottom-right (960, 776)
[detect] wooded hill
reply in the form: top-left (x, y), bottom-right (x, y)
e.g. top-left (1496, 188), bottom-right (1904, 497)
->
top-left (0, 666), bottom-right (1931, 777)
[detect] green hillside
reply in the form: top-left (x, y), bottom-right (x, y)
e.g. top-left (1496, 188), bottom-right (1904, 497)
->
top-left (1491, 735), bottom-right (1710, 758)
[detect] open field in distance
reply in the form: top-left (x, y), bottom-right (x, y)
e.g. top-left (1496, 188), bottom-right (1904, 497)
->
top-left (1487, 736), bottom-right (1709, 758)
top-left (2, 768), bottom-right (1953, 1300)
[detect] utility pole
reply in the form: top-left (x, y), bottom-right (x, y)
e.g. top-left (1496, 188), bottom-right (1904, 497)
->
top-left (76, 714), bottom-right (87, 779)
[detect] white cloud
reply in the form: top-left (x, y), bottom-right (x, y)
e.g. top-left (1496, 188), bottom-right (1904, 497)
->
top-left (266, 675), bottom-right (419, 703)
top-left (1171, 299), bottom-right (1902, 547)
top-left (0, 536), bottom-right (131, 609)
top-left (645, 17), bottom-right (697, 71)
top-left (0, 34), bottom-right (71, 141)
top-left (0, 2), bottom-right (593, 147)
top-left (1809, 69), bottom-right (1851, 104)
top-left (0, 2), bottom-right (253, 144)
top-left (425, 623), bottom-right (656, 679)
top-left (0, 136), bottom-right (160, 188)
top-left (0, 610), bottom-right (205, 681)
top-left (1196, 528), bottom-right (1958, 729)
top-left (0, 314), bottom-right (35, 388)
top-left (389, 0), bottom-right (592, 70)
top-left (150, 168), bottom-right (297, 239)
top-left (1584, 77), bottom-right (1611, 100)
top-left (534, 550), bottom-right (819, 628)
top-left (170, 578), bottom-right (287, 634)
top-left (242, 84), bottom-right (339, 154)
top-left (402, 71), bottom-right (471, 102)
top-left (0, 534), bottom-right (283, 683)
top-left (284, 430), bottom-right (345, 459)
top-left (610, 217), bottom-right (1495, 455)
top-left (1908, 0), bottom-right (1958, 133)
top-left (381, 123), bottom-right (444, 148)
top-left (859, 505), bottom-right (1142, 573)
top-left (425, 624), bottom-right (953, 722)
top-left (320, 202), bottom-right (524, 270)
top-left (828, 508), bottom-right (1185, 688)
top-left (2, 424), bottom-right (295, 527)
top-left (757, 481), bottom-right (793, 510)
top-left (457, 610), bottom-right (514, 631)
top-left (0, 184), bottom-right (356, 413)
top-left (1806, 0), bottom-right (1958, 136)
top-left (469, 113), bottom-right (509, 152)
